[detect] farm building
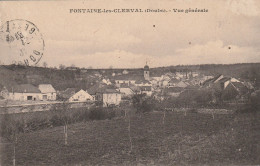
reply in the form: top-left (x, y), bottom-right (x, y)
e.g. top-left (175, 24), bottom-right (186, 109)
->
top-left (95, 88), bottom-right (121, 107)
top-left (68, 89), bottom-right (94, 102)
top-left (8, 84), bottom-right (42, 101)
top-left (38, 84), bottom-right (56, 101)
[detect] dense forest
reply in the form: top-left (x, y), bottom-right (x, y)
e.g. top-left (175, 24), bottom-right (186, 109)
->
top-left (0, 63), bottom-right (260, 91)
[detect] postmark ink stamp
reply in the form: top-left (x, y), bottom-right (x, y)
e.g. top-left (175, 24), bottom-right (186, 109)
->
top-left (0, 19), bottom-right (44, 66)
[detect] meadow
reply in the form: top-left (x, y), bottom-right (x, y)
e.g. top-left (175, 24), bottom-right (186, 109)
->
top-left (1, 110), bottom-right (259, 165)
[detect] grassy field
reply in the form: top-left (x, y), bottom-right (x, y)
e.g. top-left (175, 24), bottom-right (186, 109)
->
top-left (1, 111), bottom-right (259, 165)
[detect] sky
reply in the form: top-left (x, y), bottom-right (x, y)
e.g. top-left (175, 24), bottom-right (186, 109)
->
top-left (0, 0), bottom-right (260, 68)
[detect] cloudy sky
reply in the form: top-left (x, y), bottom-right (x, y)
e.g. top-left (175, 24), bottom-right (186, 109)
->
top-left (0, 0), bottom-right (260, 68)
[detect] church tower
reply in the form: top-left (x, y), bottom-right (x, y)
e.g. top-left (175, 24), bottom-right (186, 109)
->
top-left (144, 63), bottom-right (150, 80)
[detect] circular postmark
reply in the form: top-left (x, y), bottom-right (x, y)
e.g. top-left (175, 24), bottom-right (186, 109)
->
top-left (0, 19), bottom-right (44, 66)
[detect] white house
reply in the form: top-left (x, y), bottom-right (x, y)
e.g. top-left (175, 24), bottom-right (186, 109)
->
top-left (8, 84), bottom-right (42, 101)
top-left (68, 89), bottom-right (94, 102)
top-left (96, 89), bottom-right (121, 107)
top-left (38, 84), bottom-right (56, 101)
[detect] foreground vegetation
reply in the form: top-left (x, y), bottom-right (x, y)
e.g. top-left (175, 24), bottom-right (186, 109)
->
top-left (1, 110), bottom-right (259, 165)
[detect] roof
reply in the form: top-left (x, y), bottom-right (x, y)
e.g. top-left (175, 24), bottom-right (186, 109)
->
top-left (10, 84), bottom-right (41, 93)
top-left (169, 78), bottom-right (179, 83)
top-left (218, 77), bottom-right (231, 83)
top-left (88, 83), bottom-right (118, 95)
top-left (38, 84), bottom-right (56, 93)
top-left (144, 65), bottom-right (149, 70)
top-left (59, 88), bottom-right (76, 99)
top-left (129, 85), bottom-right (141, 92)
top-left (164, 87), bottom-right (183, 93)
top-left (135, 79), bottom-right (151, 84)
top-left (103, 89), bottom-right (120, 94)
top-left (139, 86), bottom-right (152, 91)
top-left (202, 78), bottom-right (214, 86)
top-left (87, 83), bottom-right (107, 95)
top-left (120, 83), bottom-right (132, 88)
top-left (114, 74), bottom-right (144, 81)
top-left (212, 74), bottom-right (223, 83)
top-left (150, 73), bottom-right (161, 77)
top-left (231, 82), bottom-right (248, 94)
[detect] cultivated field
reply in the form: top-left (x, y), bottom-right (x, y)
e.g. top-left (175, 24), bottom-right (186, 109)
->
top-left (1, 111), bottom-right (259, 165)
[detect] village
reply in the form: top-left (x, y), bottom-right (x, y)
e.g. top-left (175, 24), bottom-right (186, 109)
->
top-left (0, 64), bottom-right (255, 110)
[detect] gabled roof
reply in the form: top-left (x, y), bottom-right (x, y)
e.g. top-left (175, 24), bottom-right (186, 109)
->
top-left (10, 84), bottom-right (41, 93)
top-left (218, 77), bottom-right (231, 83)
top-left (88, 83), bottom-right (118, 95)
top-left (87, 83), bottom-right (107, 95)
top-left (38, 84), bottom-right (56, 93)
top-left (59, 88), bottom-right (76, 99)
top-left (202, 78), bottom-right (214, 86)
top-left (212, 74), bottom-right (224, 83)
top-left (231, 82), bottom-right (248, 94)
top-left (169, 78), bottom-right (179, 83)
top-left (129, 85), bottom-right (141, 92)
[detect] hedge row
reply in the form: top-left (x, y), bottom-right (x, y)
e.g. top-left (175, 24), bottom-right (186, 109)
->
top-left (0, 107), bottom-right (124, 141)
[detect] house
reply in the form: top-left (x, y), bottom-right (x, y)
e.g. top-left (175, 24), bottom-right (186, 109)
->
top-left (167, 78), bottom-right (179, 87)
top-left (213, 77), bottom-right (240, 91)
top-left (87, 83), bottom-right (111, 100)
top-left (135, 79), bottom-right (152, 87)
top-left (119, 84), bottom-right (135, 98)
top-left (122, 70), bottom-right (129, 74)
top-left (175, 81), bottom-right (188, 88)
top-left (102, 78), bottom-right (112, 85)
top-left (8, 84), bottom-right (42, 101)
top-left (203, 74), bottom-right (224, 88)
top-left (68, 89), bottom-right (94, 102)
top-left (222, 82), bottom-right (249, 101)
top-left (163, 87), bottom-right (183, 97)
top-left (139, 86), bottom-right (152, 96)
top-left (159, 75), bottom-right (171, 87)
top-left (114, 65), bottom-right (152, 90)
top-left (96, 88), bottom-right (121, 107)
top-left (38, 84), bottom-right (56, 101)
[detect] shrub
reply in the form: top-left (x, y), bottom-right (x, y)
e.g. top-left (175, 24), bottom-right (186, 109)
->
top-left (132, 94), bottom-right (154, 114)
top-left (89, 108), bottom-right (106, 120)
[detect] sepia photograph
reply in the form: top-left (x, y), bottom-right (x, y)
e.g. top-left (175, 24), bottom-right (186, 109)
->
top-left (0, 0), bottom-right (259, 165)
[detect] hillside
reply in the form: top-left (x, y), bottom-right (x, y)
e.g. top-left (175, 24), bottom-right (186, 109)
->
top-left (0, 63), bottom-right (260, 91)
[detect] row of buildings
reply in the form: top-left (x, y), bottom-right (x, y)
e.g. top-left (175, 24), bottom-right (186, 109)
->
top-left (0, 64), bottom-right (255, 106)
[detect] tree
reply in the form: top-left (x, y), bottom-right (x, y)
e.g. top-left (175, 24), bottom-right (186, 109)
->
top-left (42, 62), bottom-right (48, 68)
top-left (52, 101), bottom-right (70, 145)
top-left (59, 64), bottom-right (66, 70)
top-left (132, 94), bottom-right (154, 114)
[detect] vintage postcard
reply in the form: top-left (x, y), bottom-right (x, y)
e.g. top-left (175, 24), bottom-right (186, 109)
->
top-left (0, 0), bottom-right (259, 165)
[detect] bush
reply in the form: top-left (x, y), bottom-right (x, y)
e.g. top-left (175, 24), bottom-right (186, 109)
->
top-left (89, 108), bottom-right (106, 120)
top-left (132, 94), bottom-right (154, 114)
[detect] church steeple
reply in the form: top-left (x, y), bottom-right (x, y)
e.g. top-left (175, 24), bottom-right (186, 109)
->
top-left (144, 62), bottom-right (150, 80)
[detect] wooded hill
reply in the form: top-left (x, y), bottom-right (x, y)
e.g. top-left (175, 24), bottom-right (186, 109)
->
top-left (0, 63), bottom-right (259, 91)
